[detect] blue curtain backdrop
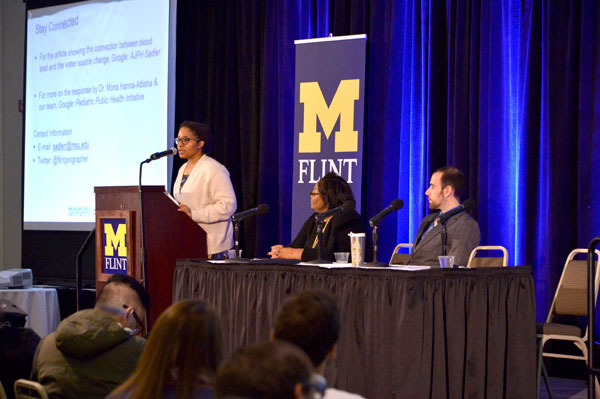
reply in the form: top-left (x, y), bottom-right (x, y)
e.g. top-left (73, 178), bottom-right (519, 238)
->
top-left (174, 0), bottom-right (600, 321)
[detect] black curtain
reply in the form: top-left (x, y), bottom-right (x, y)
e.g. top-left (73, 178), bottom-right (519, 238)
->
top-left (175, 2), bottom-right (266, 257)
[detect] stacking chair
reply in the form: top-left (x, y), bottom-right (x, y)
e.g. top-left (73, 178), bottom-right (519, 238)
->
top-left (466, 245), bottom-right (508, 267)
top-left (537, 248), bottom-right (600, 398)
top-left (13, 379), bottom-right (49, 399)
top-left (389, 243), bottom-right (413, 265)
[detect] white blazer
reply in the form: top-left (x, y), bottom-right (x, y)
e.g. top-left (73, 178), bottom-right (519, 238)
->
top-left (174, 155), bottom-right (237, 255)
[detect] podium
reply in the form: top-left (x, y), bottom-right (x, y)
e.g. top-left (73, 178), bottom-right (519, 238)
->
top-left (94, 186), bottom-right (207, 326)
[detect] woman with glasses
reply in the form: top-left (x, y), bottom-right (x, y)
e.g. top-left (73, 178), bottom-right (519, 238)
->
top-left (173, 121), bottom-right (237, 259)
top-left (109, 300), bottom-right (223, 399)
top-left (269, 172), bottom-right (364, 262)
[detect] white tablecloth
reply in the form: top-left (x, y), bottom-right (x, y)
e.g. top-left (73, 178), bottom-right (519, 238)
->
top-left (0, 286), bottom-right (61, 337)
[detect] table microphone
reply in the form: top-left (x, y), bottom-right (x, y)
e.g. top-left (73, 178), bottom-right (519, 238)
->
top-left (438, 199), bottom-right (475, 224)
top-left (369, 199), bottom-right (404, 227)
top-left (440, 199), bottom-right (475, 257)
top-left (232, 204), bottom-right (269, 222)
top-left (367, 199), bottom-right (404, 267)
top-left (231, 204), bottom-right (269, 261)
top-left (315, 200), bottom-right (355, 222)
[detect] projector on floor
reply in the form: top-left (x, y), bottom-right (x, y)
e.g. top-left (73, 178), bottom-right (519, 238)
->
top-left (0, 269), bottom-right (33, 289)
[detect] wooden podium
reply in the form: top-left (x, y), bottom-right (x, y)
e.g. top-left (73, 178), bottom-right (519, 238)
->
top-left (94, 186), bottom-right (207, 326)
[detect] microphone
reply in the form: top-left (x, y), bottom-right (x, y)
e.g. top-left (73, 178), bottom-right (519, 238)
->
top-left (369, 199), bottom-right (404, 227)
top-left (315, 200), bottom-right (355, 222)
top-left (438, 199), bottom-right (475, 224)
top-left (462, 199), bottom-right (475, 212)
top-left (149, 147), bottom-right (177, 161)
top-left (232, 204), bottom-right (270, 222)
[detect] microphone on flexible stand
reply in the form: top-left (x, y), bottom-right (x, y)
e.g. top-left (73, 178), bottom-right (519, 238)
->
top-left (307, 200), bottom-right (355, 264)
top-left (440, 199), bottom-right (475, 257)
top-left (366, 199), bottom-right (404, 267)
top-left (231, 204), bottom-right (269, 260)
top-left (143, 147), bottom-right (177, 163)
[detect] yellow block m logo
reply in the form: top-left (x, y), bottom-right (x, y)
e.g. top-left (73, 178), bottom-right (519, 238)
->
top-left (104, 223), bottom-right (127, 257)
top-left (299, 79), bottom-right (360, 153)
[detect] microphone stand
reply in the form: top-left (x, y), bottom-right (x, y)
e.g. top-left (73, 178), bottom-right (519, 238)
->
top-left (139, 160), bottom-right (150, 288)
top-left (587, 235), bottom-right (600, 399)
top-left (231, 220), bottom-right (249, 261)
top-left (234, 220), bottom-right (240, 258)
top-left (75, 227), bottom-right (95, 311)
top-left (365, 225), bottom-right (387, 267)
top-left (441, 221), bottom-right (448, 256)
top-left (306, 218), bottom-right (330, 264)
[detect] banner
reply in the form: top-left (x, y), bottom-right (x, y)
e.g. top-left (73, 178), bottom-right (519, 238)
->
top-left (292, 34), bottom-right (367, 236)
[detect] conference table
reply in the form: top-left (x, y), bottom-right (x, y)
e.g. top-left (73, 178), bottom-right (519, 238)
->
top-left (173, 260), bottom-right (536, 399)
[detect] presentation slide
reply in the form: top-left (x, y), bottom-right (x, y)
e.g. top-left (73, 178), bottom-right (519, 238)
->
top-left (23, 0), bottom-right (176, 230)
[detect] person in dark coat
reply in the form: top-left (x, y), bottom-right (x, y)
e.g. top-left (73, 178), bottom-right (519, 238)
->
top-left (0, 300), bottom-right (41, 399)
top-left (269, 172), bottom-right (365, 262)
top-left (31, 275), bottom-right (150, 399)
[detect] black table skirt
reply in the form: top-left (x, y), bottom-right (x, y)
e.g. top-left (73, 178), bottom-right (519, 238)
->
top-left (173, 261), bottom-right (536, 399)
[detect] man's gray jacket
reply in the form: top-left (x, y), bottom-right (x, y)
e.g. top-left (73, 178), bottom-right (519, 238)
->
top-left (408, 210), bottom-right (480, 266)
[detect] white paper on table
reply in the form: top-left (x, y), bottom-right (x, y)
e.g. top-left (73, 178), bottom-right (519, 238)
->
top-left (388, 265), bottom-right (431, 271)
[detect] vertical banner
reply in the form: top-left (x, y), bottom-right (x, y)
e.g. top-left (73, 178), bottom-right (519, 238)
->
top-left (292, 34), bottom-right (367, 236)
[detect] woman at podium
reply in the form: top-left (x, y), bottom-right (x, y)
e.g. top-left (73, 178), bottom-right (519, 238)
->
top-left (173, 121), bottom-right (237, 259)
top-left (268, 172), bottom-right (364, 262)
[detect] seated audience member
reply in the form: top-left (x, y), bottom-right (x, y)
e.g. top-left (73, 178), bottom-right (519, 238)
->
top-left (216, 341), bottom-right (318, 399)
top-left (273, 291), bottom-right (365, 399)
top-left (269, 172), bottom-right (364, 262)
top-left (32, 274), bottom-right (149, 399)
top-left (109, 299), bottom-right (223, 399)
top-left (408, 166), bottom-right (480, 266)
top-left (0, 300), bottom-right (41, 399)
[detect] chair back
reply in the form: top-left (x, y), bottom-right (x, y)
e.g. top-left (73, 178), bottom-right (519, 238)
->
top-left (13, 379), bottom-right (49, 399)
top-left (467, 246), bottom-right (508, 267)
top-left (0, 381), bottom-right (7, 399)
top-left (389, 243), bottom-right (413, 265)
top-left (548, 249), bottom-right (600, 320)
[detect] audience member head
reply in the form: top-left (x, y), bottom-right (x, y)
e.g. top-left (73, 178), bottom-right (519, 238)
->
top-left (313, 172), bottom-right (354, 213)
top-left (110, 299), bottom-right (223, 399)
top-left (272, 291), bottom-right (340, 370)
top-left (95, 274), bottom-right (150, 334)
top-left (179, 120), bottom-right (212, 154)
top-left (216, 341), bottom-right (314, 399)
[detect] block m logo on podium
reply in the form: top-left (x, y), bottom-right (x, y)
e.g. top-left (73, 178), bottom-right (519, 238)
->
top-left (103, 219), bottom-right (128, 274)
top-left (96, 211), bottom-right (135, 281)
top-left (292, 34), bottom-right (366, 236)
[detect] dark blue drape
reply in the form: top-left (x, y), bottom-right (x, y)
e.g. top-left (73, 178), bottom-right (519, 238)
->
top-left (175, 0), bottom-right (600, 320)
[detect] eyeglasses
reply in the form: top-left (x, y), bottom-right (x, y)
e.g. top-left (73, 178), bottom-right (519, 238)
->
top-left (175, 137), bottom-right (201, 145)
top-left (309, 191), bottom-right (321, 197)
top-left (123, 304), bottom-right (146, 336)
top-left (302, 373), bottom-right (327, 399)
